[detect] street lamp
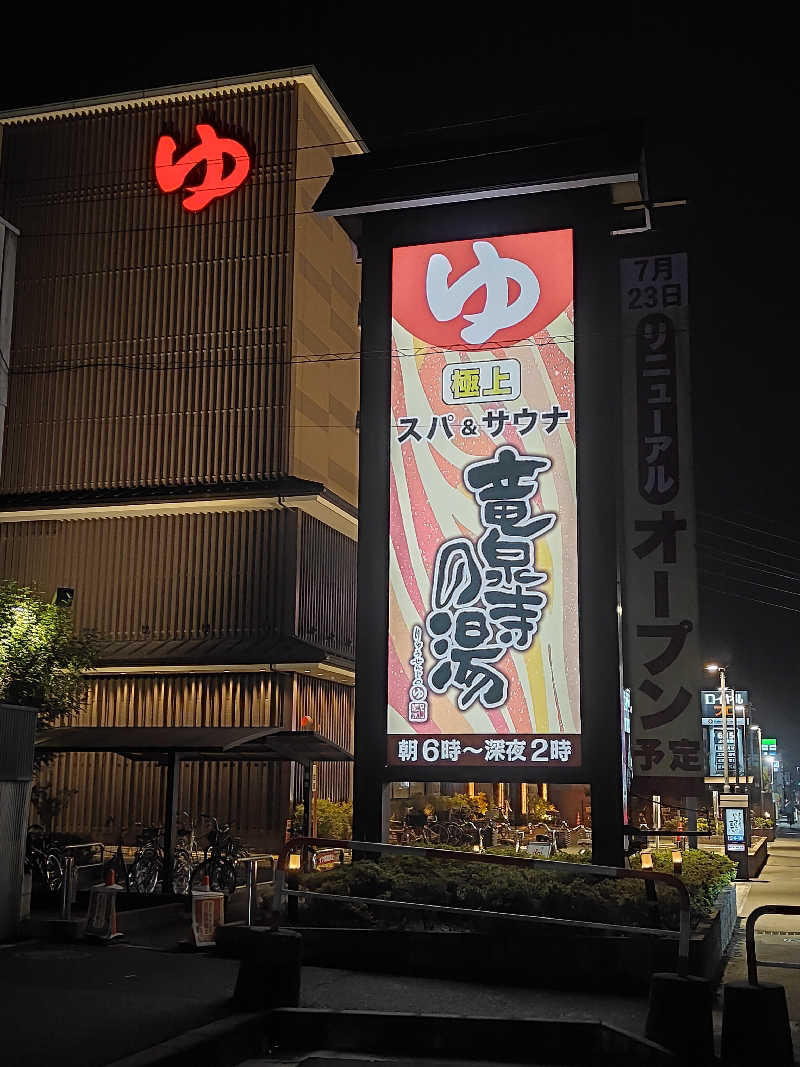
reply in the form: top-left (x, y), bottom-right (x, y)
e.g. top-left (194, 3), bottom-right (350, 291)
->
top-left (705, 663), bottom-right (730, 791)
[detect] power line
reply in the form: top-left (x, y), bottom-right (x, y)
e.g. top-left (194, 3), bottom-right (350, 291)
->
top-left (0, 107), bottom-right (610, 189)
top-left (699, 510), bottom-right (800, 549)
top-left (7, 330), bottom-right (578, 376)
top-left (698, 567), bottom-right (800, 598)
top-left (697, 545), bottom-right (800, 583)
top-left (699, 583), bottom-right (800, 615)
top-left (0, 101), bottom-right (558, 189)
top-left (695, 527), bottom-right (800, 565)
top-left (1, 131), bottom-right (600, 234)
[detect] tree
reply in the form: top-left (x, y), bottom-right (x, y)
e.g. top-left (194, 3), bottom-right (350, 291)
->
top-left (0, 580), bottom-right (98, 731)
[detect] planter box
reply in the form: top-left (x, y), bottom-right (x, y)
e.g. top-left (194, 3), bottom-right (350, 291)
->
top-left (296, 894), bottom-right (731, 994)
top-left (748, 836), bottom-right (769, 877)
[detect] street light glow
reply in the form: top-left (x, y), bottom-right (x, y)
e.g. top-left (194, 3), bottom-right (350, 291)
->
top-left (705, 663), bottom-right (720, 672)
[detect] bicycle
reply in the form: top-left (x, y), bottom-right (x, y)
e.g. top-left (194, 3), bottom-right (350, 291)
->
top-left (102, 815), bottom-right (131, 891)
top-left (26, 825), bottom-right (65, 892)
top-left (173, 813), bottom-right (203, 895)
top-left (440, 813), bottom-right (486, 850)
top-left (190, 816), bottom-right (240, 895)
top-left (129, 824), bottom-right (164, 893)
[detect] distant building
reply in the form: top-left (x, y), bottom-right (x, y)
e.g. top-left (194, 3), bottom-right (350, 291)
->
top-left (0, 68), bottom-right (362, 849)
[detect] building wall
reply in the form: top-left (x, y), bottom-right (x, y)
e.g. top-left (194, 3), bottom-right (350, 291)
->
top-left (1, 78), bottom-right (359, 849)
top-left (289, 673), bottom-right (354, 805)
top-left (0, 508), bottom-right (297, 657)
top-left (0, 216), bottom-right (17, 466)
top-left (0, 506), bottom-right (355, 662)
top-left (289, 85), bottom-right (360, 507)
top-left (38, 668), bottom-right (353, 850)
top-left (0, 83), bottom-right (297, 492)
top-left (296, 510), bottom-right (357, 660)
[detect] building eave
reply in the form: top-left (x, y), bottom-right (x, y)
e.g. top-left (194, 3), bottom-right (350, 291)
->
top-left (0, 65), bottom-right (366, 154)
top-left (0, 478), bottom-right (358, 540)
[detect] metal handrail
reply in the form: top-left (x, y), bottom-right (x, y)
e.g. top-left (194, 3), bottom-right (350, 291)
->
top-left (273, 835), bottom-right (693, 976)
top-left (745, 905), bottom-right (800, 985)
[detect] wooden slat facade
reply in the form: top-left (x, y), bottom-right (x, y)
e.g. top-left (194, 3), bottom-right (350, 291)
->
top-left (0, 506), bottom-right (355, 661)
top-left (0, 84), bottom-right (297, 492)
top-left (36, 670), bottom-right (353, 850)
top-left (0, 508), bottom-right (296, 651)
top-left (0, 76), bottom-right (360, 851)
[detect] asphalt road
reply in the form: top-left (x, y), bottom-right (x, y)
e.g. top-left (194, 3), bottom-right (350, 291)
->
top-left (0, 940), bottom-right (238, 1067)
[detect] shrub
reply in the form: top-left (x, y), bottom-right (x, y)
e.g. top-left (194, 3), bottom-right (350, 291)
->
top-left (523, 797), bottom-right (558, 823)
top-left (0, 581), bottom-right (98, 728)
top-left (292, 800), bottom-right (352, 839)
top-left (299, 847), bottom-right (734, 931)
top-left (629, 849), bottom-right (736, 917)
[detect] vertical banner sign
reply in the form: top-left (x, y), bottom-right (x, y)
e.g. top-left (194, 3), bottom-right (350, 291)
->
top-left (388, 231), bottom-right (580, 769)
top-left (621, 254), bottom-right (703, 790)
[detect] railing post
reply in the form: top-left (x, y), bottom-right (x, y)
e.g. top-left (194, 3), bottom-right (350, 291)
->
top-left (246, 859), bottom-right (257, 927)
top-left (60, 856), bottom-right (75, 921)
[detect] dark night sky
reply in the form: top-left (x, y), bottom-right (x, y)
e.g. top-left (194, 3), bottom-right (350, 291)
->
top-left (2, 8), bottom-right (799, 766)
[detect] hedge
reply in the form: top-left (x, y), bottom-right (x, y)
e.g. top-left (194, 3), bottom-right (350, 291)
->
top-left (299, 848), bottom-right (735, 932)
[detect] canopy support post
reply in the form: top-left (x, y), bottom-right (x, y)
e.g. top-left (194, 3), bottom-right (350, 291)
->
top-left (163, 751), bottom-right (181, 894)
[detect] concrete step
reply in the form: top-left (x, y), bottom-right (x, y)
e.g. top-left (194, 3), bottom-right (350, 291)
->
top-left (260, 1009), bottom-right (675, 1066)
top-left (239, 1058), bottom-right (561, 1067)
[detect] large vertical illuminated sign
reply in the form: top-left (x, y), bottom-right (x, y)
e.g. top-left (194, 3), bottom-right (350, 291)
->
top-left (387, 230), bottom-right (580, 768)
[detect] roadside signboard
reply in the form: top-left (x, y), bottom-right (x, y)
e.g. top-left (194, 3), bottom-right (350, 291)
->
top-left (621, 253), bottom-right (703, 793)
top-left (388, 231), bottom-right (580, 771)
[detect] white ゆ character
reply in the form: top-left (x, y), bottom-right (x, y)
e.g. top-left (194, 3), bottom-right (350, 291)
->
top-left (425, 241), bottom-right (541, 345)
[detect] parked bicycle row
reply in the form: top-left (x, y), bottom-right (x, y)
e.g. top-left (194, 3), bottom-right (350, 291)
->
top-left (25, 812), bottom-right (250, 896)
top-left (389, 808), bottom-right (591, 852)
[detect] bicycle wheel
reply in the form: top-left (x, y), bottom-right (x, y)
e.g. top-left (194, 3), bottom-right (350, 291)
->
top-left (191, 858), bottom-right (236, 895)
top-left (212, 861), bottom-right (237, 896)
top-left (172, 850), bottom-right (192, 894)
top-left (130, 851), bottom-right (160, 893)
top-left (44, 852), bottom-right (64, 892)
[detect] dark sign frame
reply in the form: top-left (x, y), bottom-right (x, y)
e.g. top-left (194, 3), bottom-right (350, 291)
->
top-left (354, 189), bottom-right (624, 864)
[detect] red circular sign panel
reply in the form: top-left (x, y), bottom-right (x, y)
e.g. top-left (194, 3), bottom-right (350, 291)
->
top-left (392, 230), bottom-right (573, 350)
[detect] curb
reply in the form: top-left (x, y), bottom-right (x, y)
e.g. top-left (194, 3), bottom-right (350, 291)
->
top-left (105, 1010), bottom-right (265, 1067)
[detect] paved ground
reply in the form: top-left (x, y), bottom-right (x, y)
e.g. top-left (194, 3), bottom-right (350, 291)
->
top-left (720, 822), bottom-right (800, 1055)
top-left (0, 940), bottom-right (239, 1067)
top-left (4, 829), bottom-right (800, 1065)
top-left (735, 826), bottom-right (800, 932)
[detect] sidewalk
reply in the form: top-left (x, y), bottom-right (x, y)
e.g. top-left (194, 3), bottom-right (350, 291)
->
top-left (734, 824), bottom-right (800, 932)
top-left (721, 823), bottom-right (800, 1053)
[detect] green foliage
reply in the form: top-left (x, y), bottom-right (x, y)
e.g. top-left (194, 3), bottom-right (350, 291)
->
top-left (752, 814), bottom-right (773, 828)
top-left (0, 581), bottom-right (99, 727)
top-left (30, 782), bottom-right (77, 834)
top-left (317, 800), bottom-right (352, 839)
top-left (629, 848), bottom-right (736, 916)
top-left (300, 847), bottom-right (734, 931)
top-left (523, 797), bottom-right (558, 822)
top-left (390, 792), bottom-right (488, 821)
top-left (292, 800), bottom-right (353, 839)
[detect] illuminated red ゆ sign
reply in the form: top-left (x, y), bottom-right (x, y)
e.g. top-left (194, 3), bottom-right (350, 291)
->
top-left (154, 123), bottom-right (250, 212)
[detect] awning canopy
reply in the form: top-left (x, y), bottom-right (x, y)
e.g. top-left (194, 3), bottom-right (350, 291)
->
top-left (35, 726), bottom-right (352, 764)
